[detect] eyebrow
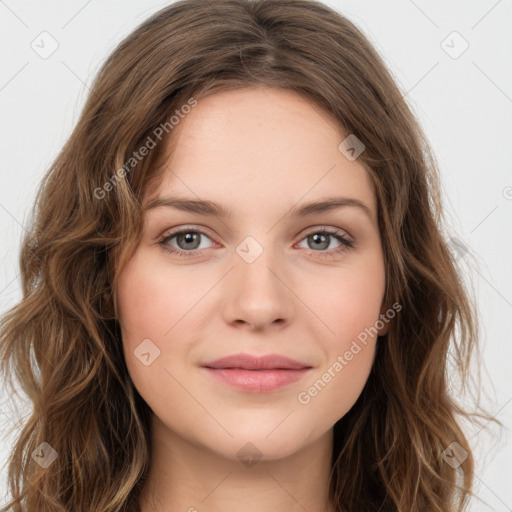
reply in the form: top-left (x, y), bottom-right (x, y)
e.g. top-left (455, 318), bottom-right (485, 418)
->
top-left (143, 195), bottom-right (373, 219)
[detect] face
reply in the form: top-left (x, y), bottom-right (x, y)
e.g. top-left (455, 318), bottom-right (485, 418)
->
top-left (115, 86), bottom-right (387, 462)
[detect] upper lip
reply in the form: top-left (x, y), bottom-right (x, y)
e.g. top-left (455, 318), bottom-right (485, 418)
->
top-left (202, 353), bottom-right (311, 370)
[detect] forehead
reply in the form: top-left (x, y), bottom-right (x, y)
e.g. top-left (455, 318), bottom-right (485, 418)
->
top-left (144, 87), bottom-right (376, 220)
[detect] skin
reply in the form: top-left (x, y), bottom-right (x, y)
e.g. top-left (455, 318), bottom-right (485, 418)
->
top-left (115, 86), bottom-right (388, 512)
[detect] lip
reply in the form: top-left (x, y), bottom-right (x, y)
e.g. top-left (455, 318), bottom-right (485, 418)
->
top-left (201, 353), bottom-right (312, 393)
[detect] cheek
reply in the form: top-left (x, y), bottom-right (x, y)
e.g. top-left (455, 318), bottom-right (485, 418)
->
top-left (294, 259), bottom-right (384, 419)
top-left (115, 253), bottom-right (176, 383)
top-left (297, 283), bottom-right (380, 426)
top-left (116, 250), bottom-right (189, 344)
top-left (115, 251), bottom-right (210, 396)
top-left (298, 344), bottom-right (375, 431)
top-left (302, 258), bottom-right (385, 345)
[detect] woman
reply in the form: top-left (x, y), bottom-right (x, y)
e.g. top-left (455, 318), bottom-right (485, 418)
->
top-left (0, 0), bottom-right (501, 510)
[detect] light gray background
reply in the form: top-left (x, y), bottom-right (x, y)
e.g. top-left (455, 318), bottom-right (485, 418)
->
top-left (1, 0), bottom-right (511, 510)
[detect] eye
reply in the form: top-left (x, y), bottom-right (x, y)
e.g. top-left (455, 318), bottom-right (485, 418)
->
top-left (296, 228), bottom-right (354, 259)
top-left (158, 226), bottom-right (355, 259)
top-left (158, 228), bottom-right (215, 258)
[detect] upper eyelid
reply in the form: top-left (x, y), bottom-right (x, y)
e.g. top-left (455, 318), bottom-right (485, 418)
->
top-left (161, 225), bottom-right (217, 242)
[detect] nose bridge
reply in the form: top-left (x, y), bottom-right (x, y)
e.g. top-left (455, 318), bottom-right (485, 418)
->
top-left (238, 228), bottom-right (290, 276)
top-left (222, 233), bottom-right (293, 328)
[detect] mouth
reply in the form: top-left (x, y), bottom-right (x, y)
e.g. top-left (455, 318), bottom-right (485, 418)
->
top-left (201, 353), bottom-right (312, 393)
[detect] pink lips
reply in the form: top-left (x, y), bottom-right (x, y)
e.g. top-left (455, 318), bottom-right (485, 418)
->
top-left (201, 353), bottom-right (312, 393)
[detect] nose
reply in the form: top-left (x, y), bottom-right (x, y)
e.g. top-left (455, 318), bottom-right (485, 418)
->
top-left (222, 243), bottom-right (294, 332)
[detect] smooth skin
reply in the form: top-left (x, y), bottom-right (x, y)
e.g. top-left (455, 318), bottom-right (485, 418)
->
top-left (115, 86), bottom-right (388, 512)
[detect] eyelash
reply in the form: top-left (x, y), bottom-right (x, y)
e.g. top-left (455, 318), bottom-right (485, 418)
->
top-left (158, 226), bottom-right (354, 259)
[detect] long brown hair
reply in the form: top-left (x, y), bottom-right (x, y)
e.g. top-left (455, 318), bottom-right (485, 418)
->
top-left (0, 1), bottom-right (502, 510)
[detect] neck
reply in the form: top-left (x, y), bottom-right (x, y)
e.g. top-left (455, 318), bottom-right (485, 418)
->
top-left (139, 414), bottom-right (336, 512)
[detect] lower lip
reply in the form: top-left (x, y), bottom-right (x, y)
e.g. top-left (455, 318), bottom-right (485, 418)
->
top-left (203, 367), bottom-right (310, 393)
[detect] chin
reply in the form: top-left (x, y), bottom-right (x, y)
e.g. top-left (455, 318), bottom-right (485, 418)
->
top-left (201, 426), bottom-right (315, 463)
